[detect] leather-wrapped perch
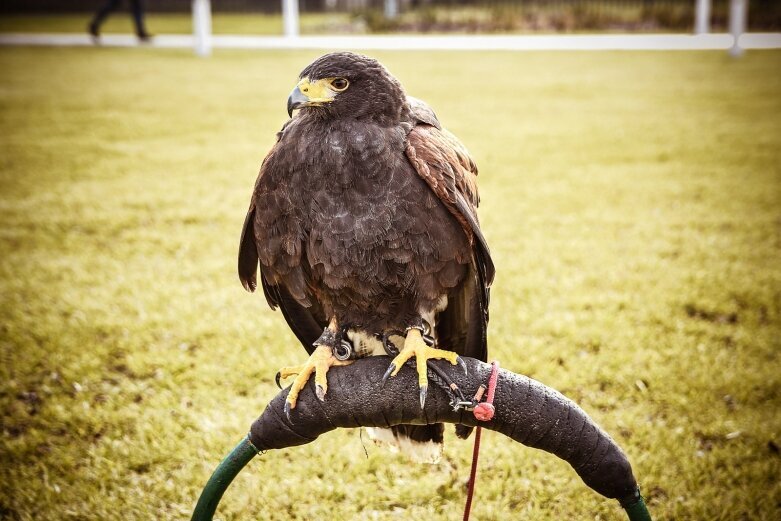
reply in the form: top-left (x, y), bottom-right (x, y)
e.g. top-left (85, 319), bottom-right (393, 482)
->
top-left (191, 356), bottom-right (652, 520)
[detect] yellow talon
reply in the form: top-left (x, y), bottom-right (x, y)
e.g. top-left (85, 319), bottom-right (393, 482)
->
top-left (277, 344), bottom-right (352, 413)
top-left (384, 328), bottom-right (460, 408)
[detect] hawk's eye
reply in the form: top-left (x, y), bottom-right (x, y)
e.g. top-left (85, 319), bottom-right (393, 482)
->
top-left (330, 78), bottom-right (349, 91)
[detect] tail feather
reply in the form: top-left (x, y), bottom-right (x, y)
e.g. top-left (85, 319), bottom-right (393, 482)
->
top-left (366, 424), bottom-right (444, 464)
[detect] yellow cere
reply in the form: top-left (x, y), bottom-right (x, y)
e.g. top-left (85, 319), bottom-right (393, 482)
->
top-left (297, 77), bottom-right (338, 103)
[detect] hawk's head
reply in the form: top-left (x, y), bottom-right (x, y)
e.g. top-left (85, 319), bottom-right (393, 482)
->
top-left (287, 52), bottom-right (407, 123)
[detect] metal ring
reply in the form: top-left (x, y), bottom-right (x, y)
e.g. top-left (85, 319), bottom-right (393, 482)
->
top-left (334, 339), bottom-right (353, 361)
top-left (422, 320), bottom-right (432, 336)
top-left (381, 333), bottom-right (398, 356)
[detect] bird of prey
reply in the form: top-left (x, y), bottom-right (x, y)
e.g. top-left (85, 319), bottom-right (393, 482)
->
top-left (239, 52), bottom-right (494, 461)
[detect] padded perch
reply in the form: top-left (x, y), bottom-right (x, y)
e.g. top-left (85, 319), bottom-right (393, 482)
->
top-left (191, 356), bottom-right (652, 520)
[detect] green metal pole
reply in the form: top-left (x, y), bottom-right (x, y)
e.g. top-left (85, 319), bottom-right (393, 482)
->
top-left (191, 436), bottom-right (258, 521)
top-left (623, 492), bottom-right (653, 521)
top-left (191, 437), bottom-right (653, 520)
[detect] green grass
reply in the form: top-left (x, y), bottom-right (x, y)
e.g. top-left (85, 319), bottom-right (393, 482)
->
top-left (1, 47), bottom-right (779, 520)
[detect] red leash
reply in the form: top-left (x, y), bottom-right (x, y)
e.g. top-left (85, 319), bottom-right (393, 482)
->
top-left (463, 361), bottom-right (500, 521)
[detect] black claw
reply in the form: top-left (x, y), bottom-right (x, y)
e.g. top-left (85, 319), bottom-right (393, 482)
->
top-left (419, 385), bottom-right (428, 409)
top-left (284, 401), bottom-right (292, 421)
top-left (316, 384), bottom-right (326, 402)
top-left (275, 371), bottom-right (282, 390)
top-left (457, 356), bottom-right (468, 375)
top-left (381, 363), bottom-right (396, 386)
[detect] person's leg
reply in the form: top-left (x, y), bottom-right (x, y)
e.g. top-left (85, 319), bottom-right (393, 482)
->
top-left (129, 0), bottom-right (151, 38)
top-left (89, 0), bottom-right (122, 35)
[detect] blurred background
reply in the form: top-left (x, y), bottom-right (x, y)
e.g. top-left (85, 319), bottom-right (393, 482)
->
top-left (1, 0), bottom-right (780, 34)
top-left (1, 1), bottom-right (780, 521)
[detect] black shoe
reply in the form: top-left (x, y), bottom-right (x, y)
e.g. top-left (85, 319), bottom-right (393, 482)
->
top-left (88, 22), bottom-right (100, 43)
top-left (137, 32), bottom-right (153, 43)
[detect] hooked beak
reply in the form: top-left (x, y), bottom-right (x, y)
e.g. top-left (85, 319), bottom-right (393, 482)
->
top-left (286, 77), bottom-right (337, 118)
top-left (287, 85), bottom-right (309, 118)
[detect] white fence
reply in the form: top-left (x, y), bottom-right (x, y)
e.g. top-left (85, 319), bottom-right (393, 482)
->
top-left (185, 0), bottom-right (758, 56)
top-left (0, 0), bottom-right (772, 55)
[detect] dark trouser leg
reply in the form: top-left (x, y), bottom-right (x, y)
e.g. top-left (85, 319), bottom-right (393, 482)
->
top-left (91, 0), bottom-right (122, 29)
top-left (129, 0), bottom-right (149, 37)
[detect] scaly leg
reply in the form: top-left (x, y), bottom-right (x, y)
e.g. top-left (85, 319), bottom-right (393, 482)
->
top-left (276, 319), bottom-right (353, 417)
top-left (381, 327), bottom-right (466, 408)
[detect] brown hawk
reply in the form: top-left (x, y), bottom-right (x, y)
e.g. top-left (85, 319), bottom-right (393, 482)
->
top-left (239, 52), bottom-right (494, 461)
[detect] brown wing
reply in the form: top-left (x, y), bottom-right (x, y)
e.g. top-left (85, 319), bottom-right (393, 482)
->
top-left (404, 117), bottom-right (495, 291)
top-left (238, 126), bottom-right (326, 354)
top-left (404, 106), bottom-right (495, 364)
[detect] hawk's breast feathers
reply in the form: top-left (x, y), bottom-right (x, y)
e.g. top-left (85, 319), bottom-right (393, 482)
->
top-left (238, 55), bottom-right (493, 362)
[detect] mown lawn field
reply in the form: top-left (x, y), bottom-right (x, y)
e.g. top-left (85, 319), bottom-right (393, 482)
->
top-left (0, 46), bottom-right (779, 520)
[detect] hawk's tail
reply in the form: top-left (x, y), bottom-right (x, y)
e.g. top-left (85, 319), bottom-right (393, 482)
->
top-left (366, 424), bottom-right (444, 464)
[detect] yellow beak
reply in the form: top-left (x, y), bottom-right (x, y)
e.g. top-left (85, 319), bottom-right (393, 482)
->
top-left (287, 77), bottom-right (336, 117)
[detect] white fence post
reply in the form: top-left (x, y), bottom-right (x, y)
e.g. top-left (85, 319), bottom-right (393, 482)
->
top-left (729, 0), bottom-right (748, 57)
top-left (385, 0), bottom-right (399, 19)
top-left (192, 0), bottom-right (212, 57)
top-left (283, 0), bottom-right (300, 38)
top-left (695, 0), bottom-right (711, 34)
